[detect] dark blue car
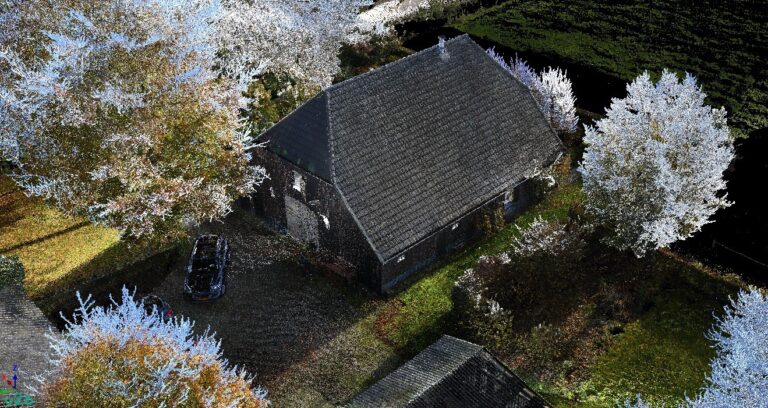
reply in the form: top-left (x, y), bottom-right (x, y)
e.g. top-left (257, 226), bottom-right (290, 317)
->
top-left (184, 234), bottom-right (229, 301)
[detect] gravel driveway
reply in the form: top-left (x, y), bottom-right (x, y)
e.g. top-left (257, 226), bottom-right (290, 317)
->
top-left (151, 210), bottom-right (365, 390)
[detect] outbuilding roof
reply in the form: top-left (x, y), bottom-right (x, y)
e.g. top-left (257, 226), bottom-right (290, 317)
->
top-left (260, 35), bottom-right (563, 261)
top-left (349, 335), bottom-right (550, 408)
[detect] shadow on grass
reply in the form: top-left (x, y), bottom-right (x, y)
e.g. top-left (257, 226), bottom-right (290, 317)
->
top-left (0, 191), bottom-right (25, 229)
top-left (36, 241), bottom-right (185, 327)
top-left (578, 250), bottom-right (741, 406)
top-left (0, 221), bottom-right (90, 254)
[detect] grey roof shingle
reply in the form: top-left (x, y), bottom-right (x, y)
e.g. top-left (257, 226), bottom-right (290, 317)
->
top-left (260, 35), bottom-right (564, 261)
top-left (349, 335), bottom-right (550, 408)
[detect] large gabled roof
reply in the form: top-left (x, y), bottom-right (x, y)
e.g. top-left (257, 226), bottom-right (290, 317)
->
top-left (260, 35), bottom-right (563, 261)
top-left (349, 335), bottom-right (550, 408)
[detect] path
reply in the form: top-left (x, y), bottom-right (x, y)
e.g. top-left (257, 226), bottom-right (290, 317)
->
top-left (0, 285), bottom-right (59, 395)
top-left (150, 210), bottom-right (367, 391)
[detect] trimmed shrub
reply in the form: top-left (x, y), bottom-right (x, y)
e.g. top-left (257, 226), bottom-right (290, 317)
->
top-left (39, 287), bottom-right (268, 407)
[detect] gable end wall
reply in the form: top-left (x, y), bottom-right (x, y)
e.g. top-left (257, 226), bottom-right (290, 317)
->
top-left (247, 148), bottom-right (383, 289)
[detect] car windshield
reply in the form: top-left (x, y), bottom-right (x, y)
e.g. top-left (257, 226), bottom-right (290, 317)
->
top-left (192, 237), bottom-right (218, 267)
top-left (197, 243), bottom-right (216, 258)
top-left (188, 236), bottom-right (222, 291)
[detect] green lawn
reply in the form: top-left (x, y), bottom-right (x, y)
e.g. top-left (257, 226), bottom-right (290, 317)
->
top-left (451, 0), bottom-right (768, 137)
top-left (0, 175), bottom-right (154, 300)
top-left (581, 293), bottom-right (715, 406)
top-left (570, 250), bottom-right (741, 407)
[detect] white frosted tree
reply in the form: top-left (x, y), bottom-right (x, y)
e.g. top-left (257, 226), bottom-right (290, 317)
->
top-left (541, 67), bottom-right (578, 134)
top-left (687, 288), bottom-right (768, 407)
top-left (0, 0), bottom-right (373, 238)
top-left (578, 70), bottom-right (734, 257)
top-left (38, 287), bottom-right (268, 407)
top-left (620, 396), bottom-right (652, 408)
top-left (218, 0), bottom-right (373, 89)
top-left (487, 47), bottom-right (578, 134)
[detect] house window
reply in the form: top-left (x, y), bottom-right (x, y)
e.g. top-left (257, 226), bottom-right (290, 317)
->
top-left (503, 189), bottom-right (516, 203)
top-left (284, 196), bottom-right (319, 247)
top-left (503, 189), bottom-right (517, 215)
top-left (292, 171), bottom-right (305, 193)
top-left (320, 214), bottom-right (330, 229)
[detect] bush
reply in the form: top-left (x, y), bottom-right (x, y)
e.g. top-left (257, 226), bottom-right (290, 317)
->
top-left (453, 265), bottom-right (516, 354)
top-left (453, 216), bottom-right (594, 358)
top-left (0, 255), bottom-right (24, 289)
top-left (487, 217), bottom-right (591, 311)
top-left (40, 287), bottom-right (268, 407)
top-left (510, 215), bottom-right (586, 257)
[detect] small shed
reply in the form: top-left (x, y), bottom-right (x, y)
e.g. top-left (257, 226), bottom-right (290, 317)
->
top-left (349, 335), bottom-right (550, 408)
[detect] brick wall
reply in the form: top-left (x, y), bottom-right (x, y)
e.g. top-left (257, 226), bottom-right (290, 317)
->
top-left (248, 149), bottom-right (383, 290)
top-left (381, 179), bottom-right (536, 292)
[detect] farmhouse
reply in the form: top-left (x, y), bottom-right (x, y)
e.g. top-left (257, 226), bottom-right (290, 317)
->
top-left (350, 335), bottom-right (550, 407)
top-left (250, 35), bottom-right (563, 293)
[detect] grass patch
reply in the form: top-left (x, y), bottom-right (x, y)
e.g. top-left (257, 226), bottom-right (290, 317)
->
top-left (0, 175), bottom-right (155, 299)
top-left (567, 252), bottom-right (741, 407)
top-left (581, 297), bottom-right (714, 406)
top-left (451, 0), bottom-right (768, 137)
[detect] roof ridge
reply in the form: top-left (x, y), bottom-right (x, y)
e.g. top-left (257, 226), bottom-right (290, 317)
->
top-left (257, 34), bottom-right (472, 143)
top-left (439, 334), bottom-right (484, 351)
top-left (327, 88), bottom-right (386, 264)
top-left (475, 340), bottom-right (552, 407)
top-left (324, 34), bottom-right (472, 94)
top-left (404, 336), bottom-right (484, 405)
top-left (466, 37), bottom-right (567, 154)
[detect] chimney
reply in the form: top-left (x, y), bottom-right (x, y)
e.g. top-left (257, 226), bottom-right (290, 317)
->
top-left (438, 36), bottom-right (449, 60)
